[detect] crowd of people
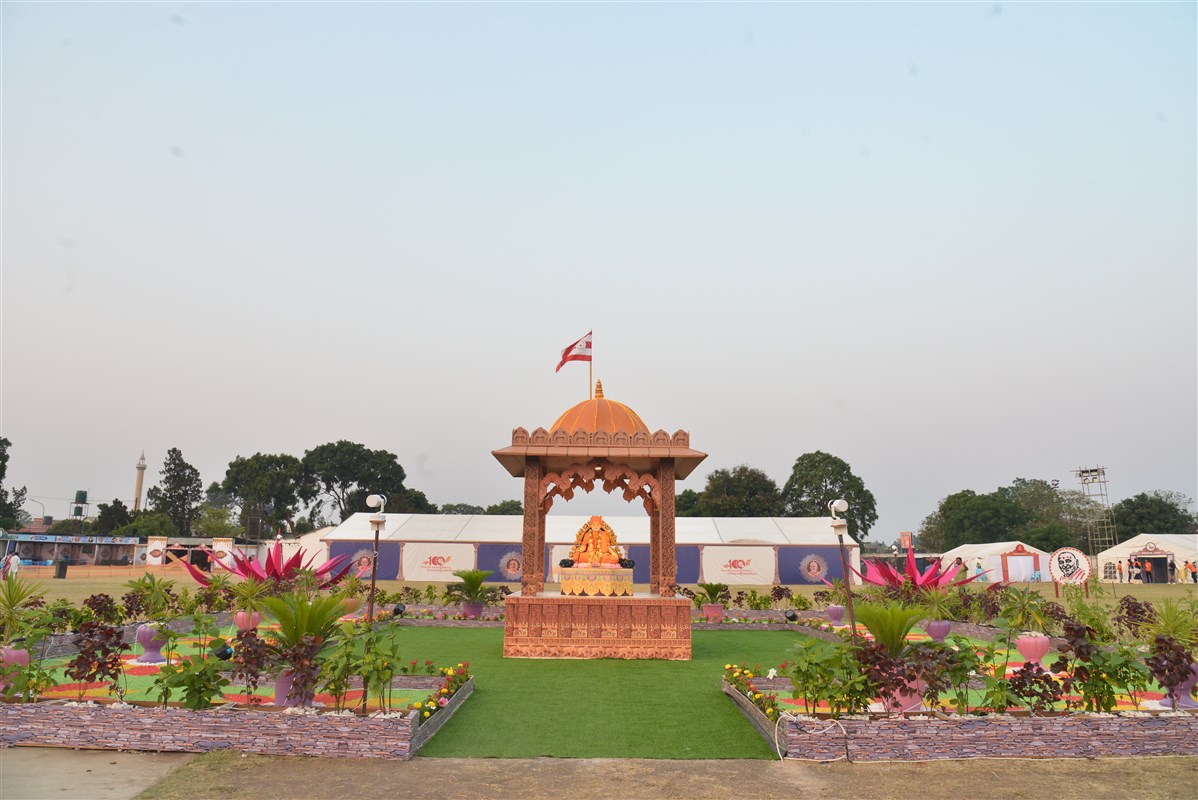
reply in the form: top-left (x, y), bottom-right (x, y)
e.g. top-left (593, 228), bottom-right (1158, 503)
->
top-left (1116, 556), bottom-right (1197, 584)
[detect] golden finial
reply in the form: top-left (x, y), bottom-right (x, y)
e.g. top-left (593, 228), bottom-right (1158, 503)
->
top-left (594, 379), bottom-right (604, 399)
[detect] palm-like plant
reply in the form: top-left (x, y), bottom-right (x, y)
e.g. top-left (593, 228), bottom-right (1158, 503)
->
top-left (0, 576), bottom-right (44, 646)
top-left (262, 593), bottom-right (345, 652)
top-left (854, 602), bottom-right (928, 657)
top-left (695, 583), bottom-right (729, 606)
top-left (445, 570), bottom-right (494, 605)
top-left (1140, 599), bottom-right (1198, 653)
top-left (1000, 587), bottom-right (1048, 634)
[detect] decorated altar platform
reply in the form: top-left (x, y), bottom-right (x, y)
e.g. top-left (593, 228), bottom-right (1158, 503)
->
top-left (559, 566), bottom-right (633, 597)
top-left (503, 594), bottom-right (692, 660)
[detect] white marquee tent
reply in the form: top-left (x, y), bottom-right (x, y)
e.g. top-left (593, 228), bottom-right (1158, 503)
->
top-left (937, 541), bottom-right (1052, 583)
top-left (1095, 533), bottom-right (1198, 583)
top-left (322, 513), bottom-right (861, 585)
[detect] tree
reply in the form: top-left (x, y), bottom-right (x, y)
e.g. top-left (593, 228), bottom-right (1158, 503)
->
top-left (440, 503), bottom-right (485, 515)
top-left (484, 500), bottom-right (523, 515)
top-left (781, 451), bottom-right (878, 540)
top-left (222, 453), bottom-right (304, 528)
top-left (675, 489), bottom-right (701, 517)
top-left (917, 491), bottom-right (977, 552)
top-left (941, 493), bottom-right (1032, 550)
top-left (204, 481), bottom-right (237, 512)
top-left (1113, 492), bottom-right (1196, 536)
top-left (1021, 523), bottom-right (1074, 553)
top-left (48, 518), bottom-right (92, 536)
top-left (93, 499), bottom-right (133, 535)
top-left (402, 489), bottom-right (438, 514)
top-left (694, 465), bottom-right (783, 517)
top-left (0, 437), bottom-right (28, 524)
top-left (300, 441), bottom-right (413, 522)
top-left (193, 503), bottom-right (242, 539)
top-left (112, 512), bottom-right (178, 541)
top-left (146, 447), bottom-right (203, 536)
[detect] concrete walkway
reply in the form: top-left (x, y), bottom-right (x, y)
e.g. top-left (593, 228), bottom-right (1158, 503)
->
top-left (0, 747), bottom-right (192, 800)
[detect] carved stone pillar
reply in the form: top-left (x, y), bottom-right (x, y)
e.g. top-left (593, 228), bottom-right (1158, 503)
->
top-left (658, 459), bottom-right (676, 597)
top-left (521, 458), bottom-right (544, 596)
top-left (649, 511), bottom-right (661, 595)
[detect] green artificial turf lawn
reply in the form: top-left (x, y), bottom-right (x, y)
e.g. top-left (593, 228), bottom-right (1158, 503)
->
top-left (395, 628), bottom-right (791, 759)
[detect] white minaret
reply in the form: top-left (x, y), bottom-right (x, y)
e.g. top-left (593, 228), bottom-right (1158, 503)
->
top-left (133, 451), bottom-right (147, 512)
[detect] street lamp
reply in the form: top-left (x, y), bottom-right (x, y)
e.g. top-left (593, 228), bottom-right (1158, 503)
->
top-left (830, 499), bottom-right (859, 646)
top-left (364, 494), bottom-right (386, 624)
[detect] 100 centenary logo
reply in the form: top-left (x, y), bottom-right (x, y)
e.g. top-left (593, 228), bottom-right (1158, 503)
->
top-left (721, 559), bottom-right (753, 575)
top-left (421, 555), bottom-right (454, 572)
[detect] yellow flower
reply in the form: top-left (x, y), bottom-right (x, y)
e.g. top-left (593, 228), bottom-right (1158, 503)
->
top-left (744, 672), bottom-right (753, 678)
top-left (440, 688), bottom-right (448, 694)
top-left (724, 664), bottom-right (731, 670)
top-left (754, 693), bottom-right (762, 699)
top-left (423, 711), bottom-right (430, 717)
top-left (427, 701), bottom-right (436, 708)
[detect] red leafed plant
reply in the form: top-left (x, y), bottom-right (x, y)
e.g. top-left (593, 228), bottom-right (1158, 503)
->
top-left (851, 547), bottom-right (989, 591)
top-left (181, 540), bottom-right (355, 590)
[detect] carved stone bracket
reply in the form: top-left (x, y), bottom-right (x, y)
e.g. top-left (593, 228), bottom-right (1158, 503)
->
top-left (540, 459), bottom-right (658, 514)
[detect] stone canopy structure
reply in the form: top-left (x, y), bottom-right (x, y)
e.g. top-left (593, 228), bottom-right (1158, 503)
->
top-left (492, 380), bottom-right (707, 597)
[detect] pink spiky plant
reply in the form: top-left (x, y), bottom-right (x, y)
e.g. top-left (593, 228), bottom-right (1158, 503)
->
top-left (181, 539), bottom-right (355, 590)
top-left (851, 547), bottom-right (990, 591)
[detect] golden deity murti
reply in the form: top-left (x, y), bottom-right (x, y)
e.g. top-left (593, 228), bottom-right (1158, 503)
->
top-left (568, 516), bottom-right (624, 568)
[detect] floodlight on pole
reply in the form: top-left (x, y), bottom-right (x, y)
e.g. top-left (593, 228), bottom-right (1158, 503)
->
top-left (829, 498), bottom-right (859, 646)
top-left (365, 494), bottom-right (386, 625)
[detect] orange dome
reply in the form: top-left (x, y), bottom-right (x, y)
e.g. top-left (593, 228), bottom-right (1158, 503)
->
top-left (551, 380), bottom-right (649, 435)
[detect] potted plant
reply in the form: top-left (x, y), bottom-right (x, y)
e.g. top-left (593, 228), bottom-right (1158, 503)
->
top-left (1000, 587), bottom-right (1050, 664)
top-left (920, 590), bottom-right (956, 642)
top-left (263, 592), bottom-right (345, 706)
top-left (1141, 599), bottom-right (1198, 710)
top-left (0, 576), bottom-right (43, 686)
top-left (853, 601), bottom-right (933, 713)
top-left (824, 580), bottom-right (847, 625)
top-left (231, 579), bottom-right (269, 631)
top-left (445, 569), bottom-right (494, 620)
top-left (695, 583), bottom-right (729, 623)
top-left (336, 575), bottom-right (366, 615)
top-left (126, 573), bottom-right (177, 663)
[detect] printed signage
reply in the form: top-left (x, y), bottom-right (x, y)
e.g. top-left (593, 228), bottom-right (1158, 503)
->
top-left (1048, 547), bottom-right (1091, 585)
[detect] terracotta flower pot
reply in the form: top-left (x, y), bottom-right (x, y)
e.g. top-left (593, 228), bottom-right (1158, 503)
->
top-left (339, 597), bottom-right (362, 615)
top-left (826, 605), bottom-right (845, 625)
top-left (135, 623), bottom-right (169, 664)
top-left (701, 603), bottom-right (725, 623)
top-left (881, 678), bottom-right (926, 714)
top-left (1015, 633), bottom-right (1051, 664)
top-left (925, 619), bottom-right (952, 642)
top-left (233, 610), bottom-right (262, 631)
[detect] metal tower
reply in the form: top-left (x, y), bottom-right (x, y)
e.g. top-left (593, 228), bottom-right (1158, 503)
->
top-left (1074, 466), bottom-right (1119, 558)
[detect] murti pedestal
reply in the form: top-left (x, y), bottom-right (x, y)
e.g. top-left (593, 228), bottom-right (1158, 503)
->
top-left (559, 567), bottom-right (633, 597)
top-left (502, 595), bottom-right (692, 660)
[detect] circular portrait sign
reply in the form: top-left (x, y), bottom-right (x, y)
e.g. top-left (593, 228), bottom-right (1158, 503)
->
top-left (799, 554), bottom-right (829, 584)
top-left (1048, 547), bottom-right (1091, 585)
top-left (352, 548), bottom-right (375, 578)
top-left (498, 550), bottom-right (522, 581)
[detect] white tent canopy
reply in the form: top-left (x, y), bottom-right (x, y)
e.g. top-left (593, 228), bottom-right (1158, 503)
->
top-left (323, 513), bottom-right (849, 546)
top-left (937, 541), bottom-right (1052, 583)
top-left (1096, 534), bottom-right (1198, 583)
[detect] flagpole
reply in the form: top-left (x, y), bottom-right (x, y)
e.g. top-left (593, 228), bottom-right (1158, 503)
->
top-left (589, 360), bottom-right (593, 399)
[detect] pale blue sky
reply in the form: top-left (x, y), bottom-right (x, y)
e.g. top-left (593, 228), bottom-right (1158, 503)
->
top-left (3, 2), bottom-right (1195, 537)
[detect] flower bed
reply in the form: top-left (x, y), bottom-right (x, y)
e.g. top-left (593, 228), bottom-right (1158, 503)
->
top-left (1, 675), bottom-right (474, 760)
top-left (722, 681), bottom-right (1198, 761)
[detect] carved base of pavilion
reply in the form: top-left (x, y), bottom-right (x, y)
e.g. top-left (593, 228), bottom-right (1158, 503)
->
top-left (502, 595), bottom-right (692, 660)
top-left (559, 566), bottom-right (633, 597)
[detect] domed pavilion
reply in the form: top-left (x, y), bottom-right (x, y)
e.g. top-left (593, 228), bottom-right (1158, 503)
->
top-left (492, 381), bottom-right (707, 659)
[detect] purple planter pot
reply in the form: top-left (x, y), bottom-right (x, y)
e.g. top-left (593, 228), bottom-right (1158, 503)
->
top-left (462, 602), bottom-right (485, 620)
top-left (135, 624), bottom-right (168, 664)
top-left (274, 668), bottom-right (317, 707)
top-left (826, 605), bottom-right (845, 625)
top-left (701, 603), bottom-right (725, 623)
top-left (925, 619), bottom-right (952, 643)
top-left (1167, 661), bottom-right (1198, 710)
top-left (0, 647), bottom-right (30, 691)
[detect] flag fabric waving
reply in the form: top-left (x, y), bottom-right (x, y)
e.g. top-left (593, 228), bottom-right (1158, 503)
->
top-left (555, 331), bottom-right (592, 373)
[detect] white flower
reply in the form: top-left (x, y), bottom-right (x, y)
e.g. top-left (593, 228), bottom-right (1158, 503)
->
top-left (766, 668), bottom-right (778, 679)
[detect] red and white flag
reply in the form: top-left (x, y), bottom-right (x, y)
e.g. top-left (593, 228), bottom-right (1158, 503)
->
top-left (555, 331), bottom-right (592, 373)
